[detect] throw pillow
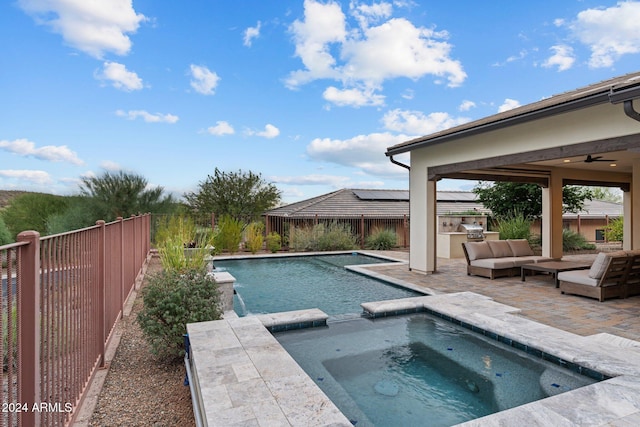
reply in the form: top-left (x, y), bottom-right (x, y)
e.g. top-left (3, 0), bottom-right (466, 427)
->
top-left (588, 252), bottom-right (609, 279)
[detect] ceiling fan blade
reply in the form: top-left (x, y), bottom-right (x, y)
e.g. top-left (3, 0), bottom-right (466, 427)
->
top-left (585, 155), bottom-right (616, 163)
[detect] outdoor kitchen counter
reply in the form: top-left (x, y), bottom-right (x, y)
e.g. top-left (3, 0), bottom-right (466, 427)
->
top-left (437, 231), bottom-right (499, 259)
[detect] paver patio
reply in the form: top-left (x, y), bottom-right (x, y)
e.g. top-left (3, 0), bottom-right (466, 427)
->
top-left (367, 251), bottom-right (640, 342)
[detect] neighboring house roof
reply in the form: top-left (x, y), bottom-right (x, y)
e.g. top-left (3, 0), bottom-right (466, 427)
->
top-left (264, 189), bottom-right (489, 218)
top-left (265, 189), bottom-right (622, 220)
top-left (564, 199), bottom-right (623, 219)
top-left (386, 71), bottom-right (640, 156)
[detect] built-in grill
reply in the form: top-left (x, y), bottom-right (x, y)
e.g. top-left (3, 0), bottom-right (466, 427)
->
top-left (458, 223), bottom-right (485, 241)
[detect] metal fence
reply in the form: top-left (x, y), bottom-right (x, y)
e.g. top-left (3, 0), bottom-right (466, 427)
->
top-left (264, 214), bottom-right (410, 249)
top-left (1, 214), bottom-right (151, 426)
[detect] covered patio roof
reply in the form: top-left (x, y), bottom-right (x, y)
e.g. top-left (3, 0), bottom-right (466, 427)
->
top-left (386, 71), bottom-right (640, 274)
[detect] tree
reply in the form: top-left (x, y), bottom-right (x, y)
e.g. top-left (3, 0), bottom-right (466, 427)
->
top-left (473, 182), bottom-right (593, 219)
top-left (184, 168), bottom-right (281, 223)
top-left (0, 215), bottom-right (12, 244)
top-left (80, 170), bottom-right (176, 222)
top-left (591, 187), bottom-right (622, 203)
top-left (1, 193), bottom-right (70, 238)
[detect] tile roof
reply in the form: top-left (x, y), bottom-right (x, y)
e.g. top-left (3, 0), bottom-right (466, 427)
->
top-left (265, 189), bottom-right (489, 218)
top-left (265, 189), bottom-right (621, 219)
top-left (387, 71), bottom-right (640, 155)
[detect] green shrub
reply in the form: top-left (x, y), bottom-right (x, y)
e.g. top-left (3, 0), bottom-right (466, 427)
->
top-left (156, 215), bottom-right (214, 272)
top-left (0, 216), bottom-right (12, 245)
top-left (2, 304), bottom-right (17, 371)
top-left (604, 216), bottom-right (623, 242)
top-left (562, 229), bottom-right (596, 251)
top-left (317, 222), bottom-right (357, 250)
top-left (137, 267), bottom-right (222, 360)
top-left (365, 228), bottom-right (397, 250)
top-left (214, 215), bottom-right (244, 254)
top-left (244, 222), bottom-right (265, 254)
top-left (265, 231), bottom-right (281, 253)
top-left (496, 212), bottom-right (532, 240)
top-left (290, 222), bottom-right (357, 251)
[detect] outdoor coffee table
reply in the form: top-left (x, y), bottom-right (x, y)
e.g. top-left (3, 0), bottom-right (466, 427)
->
top-left (520, 261), bottom-right (592, 288)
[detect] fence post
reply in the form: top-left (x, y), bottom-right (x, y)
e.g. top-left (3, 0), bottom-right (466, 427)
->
top-left (96, 220), bottom-right (106, 368)
top-left (403, 214), bottom-right (408, 248)
top-left (17, 230), bottom-right (41, 426)
top-left (117, 217), bottom-right (125, 316)
top-left (360, 215), bottom-right (365, 249)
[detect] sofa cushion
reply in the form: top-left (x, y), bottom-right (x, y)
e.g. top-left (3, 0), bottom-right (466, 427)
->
top-left (558, 270), bottom-right (599, 287)
top-left (470, 258), bottom-right (517, 269)
top-left (487, 240), bottom-right (513, 258)
top-left (465, 242), bottom-right (494, 261)
top-left (588, 252), bottom-right (609, 279)
top-left (507, 239), bottom-right (534, 257)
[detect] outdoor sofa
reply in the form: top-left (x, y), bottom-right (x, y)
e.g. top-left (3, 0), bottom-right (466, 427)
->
top-left (462, 239), bottom-right (552, 279)
top-left (558, 250), bottom-right (640, 302)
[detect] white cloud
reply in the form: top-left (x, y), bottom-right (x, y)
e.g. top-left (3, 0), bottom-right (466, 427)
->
top-left (498, 98), bottom-right (521, 113)
top-left (0, 138), bottom-right (84, 165)
top-left (458, 100), bottom-right (476, 112)
top-left (100, 160), bottom-right (121, 171)
top-left (0, 169), bottom-right (52, 185)
top-left (492, 50), bottom-right (528, 67)
top-left (286, 0), bottom-right (346, 88)
top-left (243, 21), bottom-right (261, 47)
top-left (570, 1), bottom-right (640, 68)
top-left (350, 1), bottom-right (393, 28)
top-left (115, 110), bottom-right (179, 123)
top-left (247, 124), bottom-right (280, 139)
top-left (341, 18), bottom-right (466, 86)
top-left (95, 61), bottom-right (143, 91)
top-left (401, 89), bottom-right (414, 100)
top-left (323, 86), bottom-right (385, 107)
top-left (286, 0), bottom-right (466, 106)
top-left (189, 64), bottom-right (220, 95)
top-left (271, 174), bottom-right (352, 187)
top-left (306, 132), bottom-right (411, 177)
top-left (382, 109), bottom-right (469, 135)
top-left (18, 0), bottom-right (146, 59)
top-left (207, 121), bottom-right (235, 136)
top-left (542, 45), bottom-right (575, 71)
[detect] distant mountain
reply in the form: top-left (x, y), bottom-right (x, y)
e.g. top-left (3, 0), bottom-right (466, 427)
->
top-left (0, 190), bottom-right (32, 209)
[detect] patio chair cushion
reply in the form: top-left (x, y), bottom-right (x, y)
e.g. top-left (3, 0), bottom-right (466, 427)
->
top-left (588, 252), bottom-right (609, 279)
top-left (507, 239), bottom-right (534, 257)
top-left (487, 240), bottom-right (513, 258)
top-left (470, 258), bottom-right (517, 269)
top-left (465, 241), bottom-right (494, 260)
top-left (558, 270), bottom-right (599, 287)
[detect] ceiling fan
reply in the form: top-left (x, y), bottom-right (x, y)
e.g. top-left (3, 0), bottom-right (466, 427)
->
top-left (584, 154), bottom-right (616, 163)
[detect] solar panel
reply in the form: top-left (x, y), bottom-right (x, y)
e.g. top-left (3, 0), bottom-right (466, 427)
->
top-left (352, 189), bottom-right (409, 200)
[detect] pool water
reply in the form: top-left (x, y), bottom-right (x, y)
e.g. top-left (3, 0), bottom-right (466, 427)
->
top-left (275, 314), bottom-right (598, 427)
top-left (214, 254), bottom-right (421, 317)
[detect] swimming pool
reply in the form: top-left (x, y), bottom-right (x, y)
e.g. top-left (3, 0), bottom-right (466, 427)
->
top-left (275, 313), bottom-right (599, 427)
top-left (214, 253), bottom-right (422, 317)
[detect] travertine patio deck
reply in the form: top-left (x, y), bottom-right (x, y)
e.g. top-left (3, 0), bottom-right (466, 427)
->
top-left (366, 251), bottom-right (640, 341)
top-left (187, 250), bottom-right (640, 426)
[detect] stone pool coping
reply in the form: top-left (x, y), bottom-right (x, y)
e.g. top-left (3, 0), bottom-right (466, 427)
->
top-left (187, 291), bottom-right (640, 426)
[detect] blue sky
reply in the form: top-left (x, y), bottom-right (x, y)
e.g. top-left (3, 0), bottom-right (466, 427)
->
top-left (2, 1), bottom-right (640, 204)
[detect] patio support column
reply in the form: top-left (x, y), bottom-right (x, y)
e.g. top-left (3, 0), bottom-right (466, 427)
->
top-left (426, 179), bottom-right (437, 273)
top-left (623, 191), bottom-right (632, 250)
top-left (541, 169), bottom-right (563, 259)
top-left (630, 158), bottom-right (640, 249)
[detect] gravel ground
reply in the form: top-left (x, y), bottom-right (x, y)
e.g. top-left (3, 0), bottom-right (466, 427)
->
top-left (89, 257), bottom-right (196, 427)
